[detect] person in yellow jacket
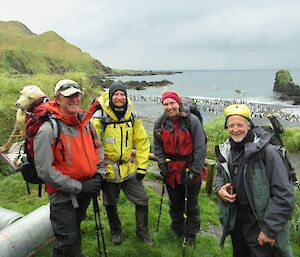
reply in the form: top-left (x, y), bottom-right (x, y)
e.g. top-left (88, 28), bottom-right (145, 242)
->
top-left (92, 81), bottom-right (153, 246)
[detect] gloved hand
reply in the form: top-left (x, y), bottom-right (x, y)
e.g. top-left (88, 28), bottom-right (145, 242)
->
top-left (159, 163), bottom-right (169, 178)
top-left (93, 172), bottom-right (105, 189)
top-left (180, 171), bottom-right (194, 187)
top-left (136, 173), bottom-right (145, 180)
top-left (81, 178), bottom-right (102, 194)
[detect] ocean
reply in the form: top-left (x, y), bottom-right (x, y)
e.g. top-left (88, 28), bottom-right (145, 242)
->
top-left (118, 69), bottom-right (300, 103)
top-left (115, 69), bottom-right (300, 124)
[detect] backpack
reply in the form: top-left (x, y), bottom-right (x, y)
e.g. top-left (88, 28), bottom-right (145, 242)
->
top-left (181, 97), bottom-right (204, 125)
top-left (180, 97), bottom-right (207, 145)
top-left (254, 115), bottom-right (297, 185)
top-left (21, 97), bottom-right (62, 197)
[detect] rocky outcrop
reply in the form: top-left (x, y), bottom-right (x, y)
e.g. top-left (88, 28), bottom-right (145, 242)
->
top-left (90, 78), bottom-right (173, 90)
top-left (274, 70), bottom-right (300, 105)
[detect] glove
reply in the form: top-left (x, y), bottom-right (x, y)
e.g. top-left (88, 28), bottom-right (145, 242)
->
top-left (81, 178), bottom-right (102, 194)
top-left (93, 173), bottom-right (104, 189)
top-left (159, 163), bottom-right (169, 178)
top-left (180, 171), bottom-right (194, 187)
top-left (136, 173), bottom-right (145, 180)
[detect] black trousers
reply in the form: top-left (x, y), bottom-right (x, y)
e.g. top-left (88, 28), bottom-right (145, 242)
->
top-left (231, 204), bottom-right (274, 257)
top-left (166, 181), bottom-right (201, 237)
top-left (50, 193), bottom-right (91, 253)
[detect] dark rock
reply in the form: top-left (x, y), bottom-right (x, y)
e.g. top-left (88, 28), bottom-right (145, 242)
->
top-left (274, 70), bottom-right (300, 104)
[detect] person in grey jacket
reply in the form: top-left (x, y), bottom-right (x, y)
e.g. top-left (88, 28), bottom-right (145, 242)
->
top-left (214, 104), bottom-right (294, 257)
top-left (34, 79), bottom-right (104, 257)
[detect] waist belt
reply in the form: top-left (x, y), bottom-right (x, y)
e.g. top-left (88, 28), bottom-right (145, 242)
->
top-left (165, 155), bottom-right (193, 162)
top-left (104, 158), bottom-right (134, 166)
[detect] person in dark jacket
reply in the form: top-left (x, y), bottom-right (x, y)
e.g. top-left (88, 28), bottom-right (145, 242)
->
top-left (153, 91), bottom-right (206, 246)
top-left (214, 104), bottom-right (295, 257)
top-left (34, 79), bottom-right (104, 257)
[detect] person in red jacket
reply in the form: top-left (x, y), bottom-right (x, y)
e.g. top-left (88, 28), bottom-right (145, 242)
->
top-left (153, 91), bottom-right (206, 246)
top-left (34, 79), bottom-right (104, 257)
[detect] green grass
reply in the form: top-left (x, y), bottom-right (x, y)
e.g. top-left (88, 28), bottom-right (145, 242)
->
top-left (1, 172), bottom-right (299, 257)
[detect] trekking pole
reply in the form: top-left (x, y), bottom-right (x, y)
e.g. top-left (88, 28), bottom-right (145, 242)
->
top-left (267, 114), bottom-right (299, 190)
top-left (156, 182), bottom-right (165, 232)
top-left (92, 196), bottom-right (108, 257)
top-left (182, 185), bottom-right (188, 257)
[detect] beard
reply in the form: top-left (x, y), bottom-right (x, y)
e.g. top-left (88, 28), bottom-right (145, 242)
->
top-left (230, 134), bottom-right (247, 143)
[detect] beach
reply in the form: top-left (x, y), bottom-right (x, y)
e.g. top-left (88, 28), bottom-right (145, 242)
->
top-left (131, 94), bottom-right (300, 131)
top-left (132, 94), bottom-right (300, 177)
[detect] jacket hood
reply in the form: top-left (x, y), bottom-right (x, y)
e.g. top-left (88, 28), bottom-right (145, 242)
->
top-left (216, 126), bottom-right (273, 163)
top-left (179, 103), bottom-right (191, 117)
top-left (47, 100), bottom-right (85, 126)
top-left (96, 91), bottom-right (133, 121)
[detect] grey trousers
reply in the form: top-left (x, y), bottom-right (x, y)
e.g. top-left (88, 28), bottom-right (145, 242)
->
top-left (102, 175), bottom-right (148, 206)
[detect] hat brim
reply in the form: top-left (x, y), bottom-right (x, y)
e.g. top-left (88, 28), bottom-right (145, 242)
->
top-left (59, 88), bottom-right (84, 96)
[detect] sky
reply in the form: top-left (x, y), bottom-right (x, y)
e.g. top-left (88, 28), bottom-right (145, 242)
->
top-left (1, 0), bottom-right (300, 70)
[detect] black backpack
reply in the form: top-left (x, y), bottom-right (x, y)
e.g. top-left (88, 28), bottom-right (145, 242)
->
top-left (254, 115), bottom-right (297, 185)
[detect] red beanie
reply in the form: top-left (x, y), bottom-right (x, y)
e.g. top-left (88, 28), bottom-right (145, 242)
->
top-left (161, 91), bottom-right (181, 105)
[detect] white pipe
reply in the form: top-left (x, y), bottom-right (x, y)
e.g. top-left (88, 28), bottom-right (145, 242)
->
top-left (0, 204), bottom-right (54, 257)
top-left (0, 207), bottom-right (23, 230)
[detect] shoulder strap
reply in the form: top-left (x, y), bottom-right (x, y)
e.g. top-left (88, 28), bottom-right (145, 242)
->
top-left (49, 118), bottom-right (65, 162)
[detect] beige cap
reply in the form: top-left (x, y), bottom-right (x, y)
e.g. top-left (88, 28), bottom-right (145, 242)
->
top-left (54, 79), bottom-right (83, 96)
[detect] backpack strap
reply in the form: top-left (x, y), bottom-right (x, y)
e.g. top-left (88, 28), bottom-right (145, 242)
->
top-left (49, 117), bottom-right (65, 162)
top-left (99, 112), bottom-right (135, 135)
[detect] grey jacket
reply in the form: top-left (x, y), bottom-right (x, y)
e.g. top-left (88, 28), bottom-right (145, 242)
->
top-left (215, 127), bottom-right (294, 256)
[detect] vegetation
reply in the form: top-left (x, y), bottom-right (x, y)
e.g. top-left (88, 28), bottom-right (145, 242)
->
top-left (274, 70), bottom-right (293, 89)
top-left (1, 114), bottom-right (300, 256)
top-left (0, 21), bottom-right (111, 75)
top-left (0, 20), bottom-right (300, 257)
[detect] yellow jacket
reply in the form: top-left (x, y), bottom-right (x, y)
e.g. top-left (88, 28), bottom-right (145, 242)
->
top-left (92, 91), bottom-right (150, 182)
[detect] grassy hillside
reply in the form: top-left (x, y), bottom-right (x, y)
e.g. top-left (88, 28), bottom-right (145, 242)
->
top-left (0, 21), bottom-right (112, 75)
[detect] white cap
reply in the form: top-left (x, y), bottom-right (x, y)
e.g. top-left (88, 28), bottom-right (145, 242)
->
top-left (54, 79), bottom-right (84, 96)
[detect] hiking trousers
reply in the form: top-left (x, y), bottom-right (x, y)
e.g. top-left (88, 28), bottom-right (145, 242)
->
top-left (231, 204), bottom-right (275, 257)
top-left (50, 193), bottom-right (91, 257)
top-left (166, 181), bottom-right (201, 238)
top-left (102, 175), bottom-right (149, 238)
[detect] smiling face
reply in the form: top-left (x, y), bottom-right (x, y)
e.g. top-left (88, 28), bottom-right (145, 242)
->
top-left (227, 115), bottom-right (251, 142)
top-left (111, 90), bottom-right (127, 107)
top-left (162, 97), bottom-right (180, 119)
top-left (56, 93), bottom-right (82, 116)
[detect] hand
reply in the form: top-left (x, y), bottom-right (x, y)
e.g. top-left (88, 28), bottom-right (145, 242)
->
top-left (258, 231), bottom-right (276, 246)
top-left (180, 171), bottom-right (194, 187)
top-left (159, 163), bottom-right (169, 178)
top-left (81, 178), bottom-right (102, 194)
top-left (136, 173), bottom-right (145, 180)
top-left (218, 183), bottom-right (236, 203)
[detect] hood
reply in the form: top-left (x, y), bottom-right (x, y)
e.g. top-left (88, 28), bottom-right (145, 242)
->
top-left (179, 102), bottom-right (191, 117)
top-left (216, 126), bottom-right (273, 163)
top-left (46, 100), bottom-right (85, 126)
top-left (96, 91), bottom-right (133, 121)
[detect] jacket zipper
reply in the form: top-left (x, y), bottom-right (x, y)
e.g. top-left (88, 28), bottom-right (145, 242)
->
top-left (67, 136), bottom-right (71, 166)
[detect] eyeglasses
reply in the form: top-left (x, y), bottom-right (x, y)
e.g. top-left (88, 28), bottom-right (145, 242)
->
top-left (58, 83), bottom-right (80, 91)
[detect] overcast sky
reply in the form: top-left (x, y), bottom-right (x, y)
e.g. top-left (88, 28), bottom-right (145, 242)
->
top-left (1, 0), bottom-right (300, 70)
